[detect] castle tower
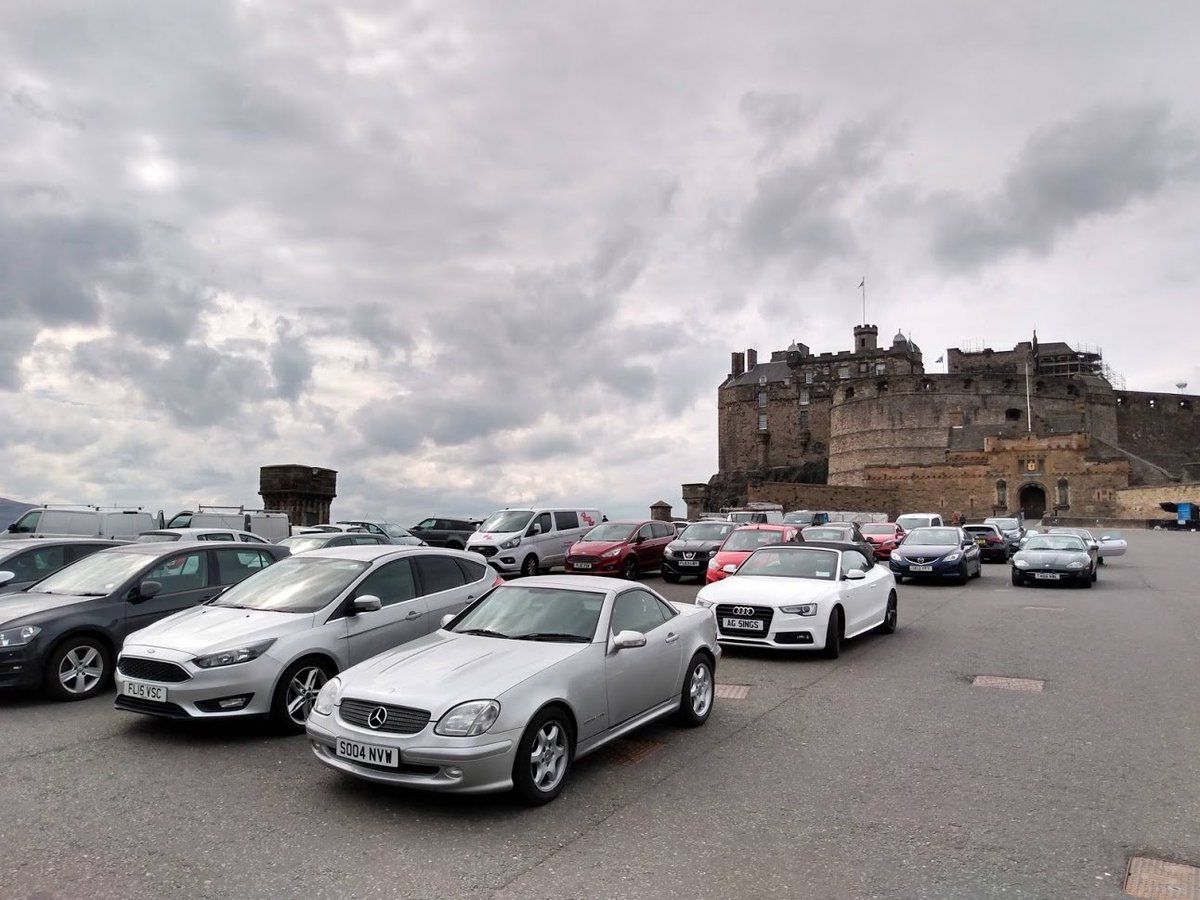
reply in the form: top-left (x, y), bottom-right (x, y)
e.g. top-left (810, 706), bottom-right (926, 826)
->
top-left (854, 324), bottom-right (879, 352)
top-left (259, 464), bottom-right (338, 528)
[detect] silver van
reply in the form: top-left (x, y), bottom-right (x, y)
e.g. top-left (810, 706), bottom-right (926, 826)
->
top-left (3, 505), bottom-right (155, 541)
top-left (467, 507), bottom-right (602, 576)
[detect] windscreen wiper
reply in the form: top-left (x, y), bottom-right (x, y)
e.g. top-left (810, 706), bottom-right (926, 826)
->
top-left (457, 628), bottom-right (512, 639)
top-left (511, 632), bottom-right (591, 643)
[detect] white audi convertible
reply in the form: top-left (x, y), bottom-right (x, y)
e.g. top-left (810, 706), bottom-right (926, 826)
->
top-left (695, 542), bottom-right (897, 657)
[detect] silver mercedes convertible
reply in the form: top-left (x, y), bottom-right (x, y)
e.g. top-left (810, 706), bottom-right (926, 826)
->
top-left (306, 575), bottom-right (720, 805)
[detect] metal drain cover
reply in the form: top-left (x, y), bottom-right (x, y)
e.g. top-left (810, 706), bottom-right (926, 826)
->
top-left (972, 675), bottom-right (1045, 692)
top-left (1125, 856), bottom-right (1200, 898)
top-left (599, 737), bottom-right (667, 767)
top-left (715, 683), bottom-right (750, 700)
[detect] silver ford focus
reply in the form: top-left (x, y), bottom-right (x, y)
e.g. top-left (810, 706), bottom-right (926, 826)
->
top-left (306, 575), bottom-right (720, 804)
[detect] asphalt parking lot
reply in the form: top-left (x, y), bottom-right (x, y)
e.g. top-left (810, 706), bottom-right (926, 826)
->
top-left (4, 530), bottom-right (1200, 899)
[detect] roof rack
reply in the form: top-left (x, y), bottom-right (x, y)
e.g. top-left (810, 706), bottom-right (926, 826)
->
top-left (194, 505), bottom-right (288, 515)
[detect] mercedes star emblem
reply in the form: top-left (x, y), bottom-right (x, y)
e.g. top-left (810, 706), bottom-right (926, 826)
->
top-left (367, 706), bottom-right (389, 730)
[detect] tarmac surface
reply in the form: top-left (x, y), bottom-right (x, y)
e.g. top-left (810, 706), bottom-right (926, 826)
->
top-left (3, 529), bottom-right (1199, 899)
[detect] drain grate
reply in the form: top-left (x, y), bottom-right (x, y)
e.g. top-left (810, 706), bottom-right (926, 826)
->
top-left (1125, 856), bottom-right (1200, 898)
top-left (599, 737), bottom-right (667, 767)
top-left (972, 675), bottom-right (1045, 693)
top-left (715, 683), bottom-right (750, 700)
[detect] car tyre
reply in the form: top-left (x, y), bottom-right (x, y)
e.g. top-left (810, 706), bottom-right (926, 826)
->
top-left (270, 658), bottom-right (334, 734)
top-left (512, 706), bottom-right (574, 806)
top-left (820, 607), bottom-right (842, 659)
top-left (971, 559), bottom-right (982, 579)
top-left (662, 570), bottom-right (680, 584)
top-left (1092, 564), bottom-right (1098, 582)
top-left (45, 636), bottom-right (111, 701)
top-left (621, 556), bottom-right (638, 580)
top-left (879, 591), bottom-right (898, 634)
top-left (520, 554), bottom-right (540, 578)
top-left (957, 563), bottom-right (969, 586)
top-left (1010, 568), bottom-right (1022, 587)
top-left (676, 653), bottom-right (714, 727)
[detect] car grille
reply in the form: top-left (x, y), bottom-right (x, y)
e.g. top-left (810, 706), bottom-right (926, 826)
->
top-left (118, 657), bottom-right (192, 683)
top-left (567, 554), bottom-right (598, 564)
top-left (471, 545), bottom-right (498, 558)
top-left (678, 551), bottom-right (710, 560)
top-left (339, 698), bottom-right (431, 735)
top-left (714, 604), bottom-right (774, 635)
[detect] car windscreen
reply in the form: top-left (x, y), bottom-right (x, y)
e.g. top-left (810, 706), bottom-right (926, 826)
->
top-left (738, 548), bottom-right (838, 580)
top-left (210, 557), bottom-right (369, 613)
top-left (962, 526), bottom-right (996, 535)
top-left (903, 528), bottom-right (959, 546)
top-left (678, 522), bottom-right (735, 541)
top-left (1050, 528), bottom-right (1094, 540)
top-left (722, 529), bottom-right (787, 551)
top-left (479, 510), bottom-right (534, 533)
top-left (896, 516), bottom-right (931, 531)
top-left (27, 550), bottom-right (149, 595)
top-left (987, 518), bottom-right (1019, 530)
top-left (136, 533), bottom-right (181, 543)
top-left (384, 525), bottom-right (414, 538)
top-left (859, 524), bottom-right (895, 535)
top-left (1024, 536), bottom-right (1086, 552)
top-left (279, 536), bottom-right (332, 554)
top-left (581, 523), bottom-right (637, 542)
top-left (803, 528), bottom-right (847, 541)
top-left (450, 584), bottom-right (603, 641)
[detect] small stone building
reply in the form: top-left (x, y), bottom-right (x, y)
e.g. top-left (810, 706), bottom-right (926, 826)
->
top-left (259, 464), bottom-right (338, 527)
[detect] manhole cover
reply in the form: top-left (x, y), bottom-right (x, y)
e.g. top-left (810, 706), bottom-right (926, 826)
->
top-left (715, 683), bottom-right (750, 700)
top-left (1125, 856), bottom-right (1200, 898)
top-left (599, 737), bottom-right (666, 767)
top-left (972, 675), bottom-right (1045, 693)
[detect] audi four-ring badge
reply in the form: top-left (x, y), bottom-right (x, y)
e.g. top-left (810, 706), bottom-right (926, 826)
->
top-left (305, 575), bottom-right (722, 805)
top-left (694, 541), bottom-right (898, 658)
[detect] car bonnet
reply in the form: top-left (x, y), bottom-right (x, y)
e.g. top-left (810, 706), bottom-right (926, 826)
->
top-left (0, 592), bottom-right (101, 628)
top-left (125, 604), bottom-right (313, 655)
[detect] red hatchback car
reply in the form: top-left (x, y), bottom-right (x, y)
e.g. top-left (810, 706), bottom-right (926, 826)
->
top-left (859, 522), bottom-right (906, 557)
top-left (705, 524), bottom-right (801, 583)
top-left (565, 520), bottom-right (676, 579)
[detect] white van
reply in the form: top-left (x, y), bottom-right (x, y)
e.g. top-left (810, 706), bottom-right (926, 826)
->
top-left (895, 513), bottom-right (945, 532)
top-left (466, 507), bottom-right (602, 577)
top-left (165, 506), bottom-right (291, 542)
top-left (3, 505), bottom-right (155, 541)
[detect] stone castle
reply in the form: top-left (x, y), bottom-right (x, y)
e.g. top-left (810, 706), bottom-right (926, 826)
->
top-left (684, 326), bottom-right (1200, 523)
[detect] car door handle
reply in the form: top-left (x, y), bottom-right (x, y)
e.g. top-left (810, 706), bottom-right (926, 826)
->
top-left (665, 632), bottom-right (679, 644)
top-left (404, 610), bottom-right (422, 620)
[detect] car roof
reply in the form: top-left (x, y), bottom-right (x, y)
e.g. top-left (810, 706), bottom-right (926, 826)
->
top-left (494, 574), bottom-right (628, 592)
top-left (141, 528), bottom-right (258, 536)
top-left (753, 540), bottom-right (851, 553)
top-left (292, 545), bottom-right (468, 562)
top-left (731, 523), bottom-right (793, 532)
top-left (109, 541), bottom-right (282, 557)
top-left (0, 538), bottom-right (121, 555)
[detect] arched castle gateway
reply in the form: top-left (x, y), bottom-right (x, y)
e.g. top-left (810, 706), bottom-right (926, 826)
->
top-left (684, 327), bottom-right (1200, 521)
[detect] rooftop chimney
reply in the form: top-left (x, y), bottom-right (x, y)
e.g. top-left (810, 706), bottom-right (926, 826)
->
top-left (731, 351), bottom-right (745, 378)
top-left (746, 348), bottom-right (758, 370)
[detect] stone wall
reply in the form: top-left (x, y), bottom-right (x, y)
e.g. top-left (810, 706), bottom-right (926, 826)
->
top-left (747, 482), bottom-right (900, 518)
top-left (1115, 390), bottom-right (1200, 478)
top-left (1114, 482), bottom-right (1200, 520)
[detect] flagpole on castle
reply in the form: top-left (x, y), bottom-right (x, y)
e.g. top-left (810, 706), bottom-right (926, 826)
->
top-left (858, 277), bottom-right (866, 323)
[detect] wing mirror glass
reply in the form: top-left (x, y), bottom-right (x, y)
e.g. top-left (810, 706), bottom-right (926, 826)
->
top-left (528, 524), bottom-right (542, 536)
top-left (136, 580), bottom-right (162, 601)
top-left (844, 569), bottom-right (867, 581)
top-left (0, 571), bottom-right (14, 586)
top-left (612, 630), bottom-right (647, 650)
top-left (721, 563), bottom-right (737, 574)
top-left (351, 594), bottom-right (382, 614)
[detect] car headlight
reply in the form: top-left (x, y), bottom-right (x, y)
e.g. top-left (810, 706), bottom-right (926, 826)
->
top-left (695, 595), bottom-right (714, 609)
top-left (780, 603), bottom-right (818, 616)
top-left (192, 638), bottom-right (276, 669)
top-left (707, 559), bottom-right (720, 569)
top-left (499, 537), bottom-right (520, 550)
top-left (1067, 560), bottom-right (1085, 569)
top-left (944, 552), bottom-right (962, 563)
top-left (435, 700), bottom-right (501, 736)
top-left (890, 551), bottom-right (903, 561)
top-left (602, 547), bottom-right (622, 558)
top-left (1014, 559), bottom-right (1030, 568)
top-left (663, 547), bottom-right (676, 558)
top-left (312, 676), bottom-right (342, 716)
top-left (0, 625), bottom-right (41, 648)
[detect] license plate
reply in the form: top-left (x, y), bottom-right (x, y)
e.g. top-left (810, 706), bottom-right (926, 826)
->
top-left (1034, 572), bottom-right (1060, 580)
top-left (573, 561), bottom-right (592, 570)
top-left (721, 617), bottom-right (763, 631)
top-left (335, 738), bottom-right (398, 768)
top-left (677, 560), bottom-right (700, 567)
top-left (975, 538), bottom-right (987, 545)
top-left (910, 564), bottom-right (934, 572)
top-left (123, 680), bottom-right (167, 703)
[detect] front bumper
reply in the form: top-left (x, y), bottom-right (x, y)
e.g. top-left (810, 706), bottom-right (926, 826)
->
top-left (708, 604), bottom-right (831, 651)
top-left (0, 645), bottom-right (43, 692)
top-left (890, 557), bottom-right (963, 579)
top-left (1012, 566), bottom-right (1091, 585)
top-left (113, 646), bottom-right (279, 719)
top-left (565, 556), bottom-right (623, 575)
top-left (661, 556), bottom-right (711, 578)
top-left (307, 712), bottom-right (520, 794)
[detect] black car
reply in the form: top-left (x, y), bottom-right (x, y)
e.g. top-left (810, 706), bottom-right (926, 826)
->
top-left (0, 542), bottom-right (289, 701)
top-left (661, 520), bottom-right (738, 582)
top-left (0, 539), bottom-right (121, 594)
top-left (962, 523), bottom-right (1010, 562)
top-left (409, 516), bottom-right (481, 550)
top-left (800, 523), bottom-right (877, 564)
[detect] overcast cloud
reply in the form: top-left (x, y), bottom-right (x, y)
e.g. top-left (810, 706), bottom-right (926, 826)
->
top-left (1, 1), bottom-right (1197, 523)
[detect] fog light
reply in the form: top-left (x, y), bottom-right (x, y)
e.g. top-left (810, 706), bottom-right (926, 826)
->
top-left (217, 696), bottom-right (249, 709)
top-left (445, 766), bottom-right (463, 778)
top-left (196, 694), bottom-right (254, 712)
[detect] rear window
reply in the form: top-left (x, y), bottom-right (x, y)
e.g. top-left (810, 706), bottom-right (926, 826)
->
top-left (722, 529), bottom-right (789, 552)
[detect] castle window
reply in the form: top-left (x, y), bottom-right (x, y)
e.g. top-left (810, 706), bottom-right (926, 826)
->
top-left (799, 409), bottom-right (810, 429)
top-left (1057, 478), bottom-right (1070, 508)
top-left (920, 379), bottom-right (934, 391)
top-left (758, 413), bottom-right (767, 431)
top-left (859, 362), bottom-right (869, 374)
top-left (839, 365), bottom-right (850, 380)
top-left (1149, 398), bottom-right (1157, 409)
top-left (995, 480), bottom-right (1007, 507)
top-left (875, 362), bottom-right (887, 375)
top-left (877, 379), bottom-right (889, 393)
top-left (1005, 408), bottom-right (1022, 421)
top-left (757, 391), bottom-right (767, 409)
top-left (844, 387), bottom-right (855, 400)
top-left (1181, 399), bottom-right (1193, 410)
top-left (962, 378), bottom-right (973, 389)
top-left (799, 388), bottom-right (810, 405)
top-left (805, 370), bottom-right (814, 384)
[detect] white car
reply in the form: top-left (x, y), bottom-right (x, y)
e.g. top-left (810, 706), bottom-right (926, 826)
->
top-left (695, 543), bottom-right (897, 657)
top-left (114, 546), bottom-right (499, 731)
top-left (137, 528), bottom-right (272, 544)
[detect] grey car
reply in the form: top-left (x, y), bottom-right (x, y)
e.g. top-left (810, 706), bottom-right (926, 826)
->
top-left (1011, 533), bottom-right (1097, 588)
top-left (409, 517), bottom-right (481, 550)
top-left (306, 575), bottom-right (720, 805)
top-left (0, 539), bottom-right (120, 594)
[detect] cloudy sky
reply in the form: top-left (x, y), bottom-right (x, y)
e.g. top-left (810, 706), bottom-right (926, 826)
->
top-left (1, 1), bottom-right (1197, 524)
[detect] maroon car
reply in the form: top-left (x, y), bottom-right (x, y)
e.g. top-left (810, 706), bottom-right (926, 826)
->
top-left (859, 522), bottom-right (906, 557)
top-left (564, 520), bottom-right (676, 579)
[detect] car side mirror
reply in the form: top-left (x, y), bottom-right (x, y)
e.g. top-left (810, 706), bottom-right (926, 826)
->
top-left (844, 569), bottom-right (867, 581)
top-left (528, 524), bottom-right (542, 536)
top-left (0, 571), bottom-right (14, 586)
top-left (135, 580), bottom-right (163, 602)
top-left (634, 534), bottom-right (645, 544)
top-left (351, 594), bottom-right (382, 614)
top-left (612, 630), bottom-right (647, 650)
top-left (440, 612), bottom-right (456, 628)
top-left (721, 563), bottom-right (737, 574)
top-left (5, 524), bottom-right (15, 533)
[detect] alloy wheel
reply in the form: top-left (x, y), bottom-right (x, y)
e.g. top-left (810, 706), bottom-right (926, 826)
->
top-left (529, 721), bottom-right (568, 792)
top-left (285, 665), bottom-right (328, 725)
top-left (58, 646), bottom-right (104, 695)
top-left (689, 662), bottom-right (713, 718)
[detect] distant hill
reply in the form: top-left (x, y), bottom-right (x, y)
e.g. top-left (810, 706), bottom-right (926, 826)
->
top-left (0, 498), bottom-right (34, 531)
